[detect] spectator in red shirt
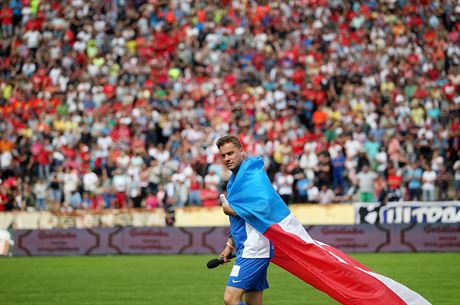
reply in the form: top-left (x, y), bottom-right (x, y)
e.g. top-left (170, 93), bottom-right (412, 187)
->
top-left (36, 139), bottom-right (52, 179)
top-left (187, 171), bottom-right (202, 206)
top-left (200, 183), bottom-right (219, 207)
top-left (0, 6), bottom-right (13, 37)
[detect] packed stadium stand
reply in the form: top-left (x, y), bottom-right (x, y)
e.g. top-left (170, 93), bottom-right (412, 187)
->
top-left (1, 0), bottom-right (460, 214)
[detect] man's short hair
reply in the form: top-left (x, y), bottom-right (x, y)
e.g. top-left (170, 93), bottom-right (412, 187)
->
top-left (216, 136), bottom-right (242, 149)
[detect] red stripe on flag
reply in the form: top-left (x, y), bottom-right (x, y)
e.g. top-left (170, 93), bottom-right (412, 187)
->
top-left (265, 224), bottom-right (408, 305)
top-left (317, 242), bottom-right (372, 272)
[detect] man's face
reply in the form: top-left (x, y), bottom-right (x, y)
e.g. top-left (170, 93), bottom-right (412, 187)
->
top-left (219, 142), bottom-right (244, 172)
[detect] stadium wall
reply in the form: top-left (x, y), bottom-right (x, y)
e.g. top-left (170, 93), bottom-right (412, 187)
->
top-left (1, 202), bottom-right (459, 256)
top-left (1, 202), bottom-right (458, 230)
top-left (8, 223), bottom-right (460, 256)
top-left (0, 204), bottom-right (355, 229)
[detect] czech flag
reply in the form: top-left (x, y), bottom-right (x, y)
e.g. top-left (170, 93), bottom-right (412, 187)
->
top-left (226, 157), bottom-right (431, 305)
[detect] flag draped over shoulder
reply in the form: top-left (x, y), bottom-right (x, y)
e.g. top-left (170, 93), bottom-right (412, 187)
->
top-left (226, 157), bottom-right (431, 305)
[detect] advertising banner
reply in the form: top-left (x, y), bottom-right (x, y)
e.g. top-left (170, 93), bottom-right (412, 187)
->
top-left (14, 228), bottom-right (100, 256)
top-left (11, 223), bottom-right (459, 256)
top-left (307, 225), bottom-right (387, 252)
top-left (12, 226), bottom-right (230, 256)
top-left (402, 224), bottom-right (460, 252)
top-left (355, 201), bottom-right (460, 225)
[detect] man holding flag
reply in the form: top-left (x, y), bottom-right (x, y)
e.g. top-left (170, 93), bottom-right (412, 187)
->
top-left (216, 135), bottom-right (431, 305)
top-left (217, 135), bottom-right (273, 305)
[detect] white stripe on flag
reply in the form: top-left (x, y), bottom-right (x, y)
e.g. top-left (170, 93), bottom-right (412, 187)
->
top-left (278, 213), bottom-right (315, 244)
top-left (362, 269), bottom-right (431, 305)
top-left (316, 241), bottom-right (349, 265)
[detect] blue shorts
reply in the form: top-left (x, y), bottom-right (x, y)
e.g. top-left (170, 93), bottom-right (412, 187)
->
top-left (226, 257), bottom-right (270, 291)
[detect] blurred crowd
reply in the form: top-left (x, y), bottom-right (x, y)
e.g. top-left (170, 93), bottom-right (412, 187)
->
top-left (1, 0), bottom-right (460, 214)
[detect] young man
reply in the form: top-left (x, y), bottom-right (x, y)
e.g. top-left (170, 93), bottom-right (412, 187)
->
top-left (217, 135), bottom-right (272, 305)
top-left (215, 137), bottom-right (431, 305)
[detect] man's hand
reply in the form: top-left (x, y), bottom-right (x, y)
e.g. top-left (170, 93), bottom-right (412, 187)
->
top-left (219, 239), bottom-right (235, 263)
top-left (219, 247), bottom-right (233, 263)
top-left (222, 204), bottom-right (238, 216)
top-left (220, 194), bottom-right (238, 216)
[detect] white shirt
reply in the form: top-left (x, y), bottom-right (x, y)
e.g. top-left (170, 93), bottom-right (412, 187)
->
top-left (204, 173), bottom-right (220, 187)
top-left (454, 160), bottom-right (460, 181)
top-left (319, 189), bottom-right (335, 204)
top-left (113, 174), bottom-right (131, 192)
top-left (422, 170), bottom-right (436, 190)
top-left (33, 182), bottom-right (48, 199)
top-left (63, 172), bottom-right (79, 193)
top-left (83, 172), bottom-right (99, 192)
top-left (345, 139), bottom-right (362, 158)
top-left (24, 30), bottom-right (42, 48)
top-left (375, 151), bottom-right (388, 172)
top-left (0, 151), bottom-right (12, 169)
top-left (116, 154), bottom-right (130, 169)
top-left (357, 171), bottom-right (378, 193)
top-left (307, 186), bottom-right (319, 202)
top-left (97, 136), bottom-right (112, 151)
top-left (274, 173), bottom-right (294, 195)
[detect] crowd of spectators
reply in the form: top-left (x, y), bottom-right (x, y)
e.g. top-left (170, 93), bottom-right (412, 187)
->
top-left (1, 0), bottom-right (460, 213)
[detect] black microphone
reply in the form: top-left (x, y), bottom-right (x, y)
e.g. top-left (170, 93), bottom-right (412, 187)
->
top-left (206, 253), bottom-right (236, 269)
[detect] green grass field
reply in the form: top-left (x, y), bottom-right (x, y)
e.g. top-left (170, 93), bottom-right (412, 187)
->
top-left (1, 253), bottom-right (458, 305)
